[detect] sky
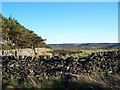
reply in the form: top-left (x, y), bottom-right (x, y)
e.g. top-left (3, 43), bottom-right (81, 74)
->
top-left (1, 0), bottom-right (120, 2)
top-left (2, 2), bottom-right (118, 44)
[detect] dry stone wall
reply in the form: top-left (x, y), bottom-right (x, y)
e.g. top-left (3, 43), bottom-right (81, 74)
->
top-left (1, 48), bottom-right (52, 57)
top-left (2, 51), bottom-right (120, 84)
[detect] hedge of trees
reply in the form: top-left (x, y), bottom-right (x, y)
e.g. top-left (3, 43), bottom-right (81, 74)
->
top-left (1, 14), bottom-right (49, 50)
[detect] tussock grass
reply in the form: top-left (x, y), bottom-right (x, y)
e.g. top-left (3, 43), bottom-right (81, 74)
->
top-left (3, 73), bottom-right (120, 90)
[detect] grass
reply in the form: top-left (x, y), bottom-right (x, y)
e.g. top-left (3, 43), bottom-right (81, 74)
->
top-left (49, 48), bottom-right (118, 58)
top-left (3, 73), bottom-right (120, 90)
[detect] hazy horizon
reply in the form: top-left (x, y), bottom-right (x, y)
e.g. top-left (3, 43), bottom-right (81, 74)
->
top-left (48, 42), bottom-right (119, 44)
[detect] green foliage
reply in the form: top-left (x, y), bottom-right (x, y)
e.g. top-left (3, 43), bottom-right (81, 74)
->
top-left (39, 77), bottom-right (67, 90)
top-left (2, 76), bottom-right (18, 89)
top-left (18, 81), bottom-right (33, 89)
top-left (8, 77), bottom-right (18, 87)
top-left (51, 78), bottom-right (65, 89)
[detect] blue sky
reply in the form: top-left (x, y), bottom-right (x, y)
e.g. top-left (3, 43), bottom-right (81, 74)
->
top-left (2, 2), bottom-right (118, 44)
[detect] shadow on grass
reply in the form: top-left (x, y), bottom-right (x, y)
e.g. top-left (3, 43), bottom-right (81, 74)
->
top-left (49, 78), bottom-right (112, 90)
top-left (2, 77), bottom-right (115, 90)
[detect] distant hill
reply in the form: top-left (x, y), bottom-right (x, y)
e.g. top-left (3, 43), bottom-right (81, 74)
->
top-left (49, 43), bottom-right (120, 49)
